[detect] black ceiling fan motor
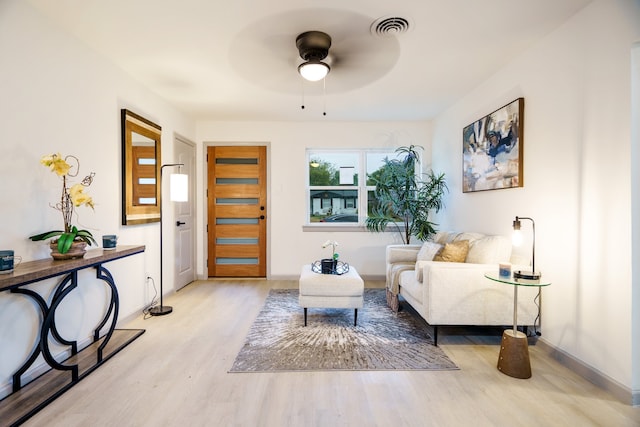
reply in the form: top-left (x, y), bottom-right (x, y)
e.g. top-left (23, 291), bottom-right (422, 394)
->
top-left (296, 31), bottom-right (332, 61)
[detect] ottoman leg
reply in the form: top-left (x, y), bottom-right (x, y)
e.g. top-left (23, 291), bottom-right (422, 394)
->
top-left (354, 308), bottom-right (358, 326)
top-left (304, 307), bottom-right (307, 326)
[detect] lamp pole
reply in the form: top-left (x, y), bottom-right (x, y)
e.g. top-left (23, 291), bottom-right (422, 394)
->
top-left (149, 163), bottom-right (184, 316)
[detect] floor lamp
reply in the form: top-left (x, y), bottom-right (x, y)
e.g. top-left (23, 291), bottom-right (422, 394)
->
top-left (149, 163), bottom-right (188, 316)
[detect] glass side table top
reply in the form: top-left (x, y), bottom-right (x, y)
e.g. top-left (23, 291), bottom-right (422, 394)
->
top-left (484, 272), bottom-right (551, 287)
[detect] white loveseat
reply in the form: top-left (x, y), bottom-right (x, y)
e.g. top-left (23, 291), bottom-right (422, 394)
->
top-left (386, 231), bottom-right (540, 345)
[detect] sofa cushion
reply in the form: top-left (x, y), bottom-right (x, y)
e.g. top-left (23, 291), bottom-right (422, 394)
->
top-left (432, 231), bottom-right (485, 245)
top-left (413, 260), bottom-right (428, 282)
top-left (433, 240), bottom-right (469, 262)
top-left (399, 269), bottom-right (423, 304)
top-left (466, 235), bottom-right (512, 264)
top-left (417, 241), bottom-right (443, 262)
top-left (431, 231), bottom-right (450, 244)
top-left (452, 232), bottom-right (485, 243)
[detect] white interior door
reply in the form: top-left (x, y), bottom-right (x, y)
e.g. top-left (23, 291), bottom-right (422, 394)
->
top-left (174, 135), bottom-right (196, 289)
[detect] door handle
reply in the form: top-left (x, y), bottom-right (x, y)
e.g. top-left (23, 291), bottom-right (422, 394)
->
top-left (176, 221), bottom-right (186, 226)
top-left (260, 215), bottom-right (265, 220)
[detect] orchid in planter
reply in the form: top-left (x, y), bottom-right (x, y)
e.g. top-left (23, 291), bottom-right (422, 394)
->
top-left (29, 153), bottom-right (97, 254)
top-left (322, 240), bottom-right (339, 260)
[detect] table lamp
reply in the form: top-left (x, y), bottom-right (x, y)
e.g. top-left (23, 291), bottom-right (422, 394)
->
top-left (512, 216), bottom-right (541, 280)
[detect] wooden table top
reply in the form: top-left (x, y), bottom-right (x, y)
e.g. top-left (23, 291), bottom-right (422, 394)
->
top-left (0, 245), bottom-right (145, 291)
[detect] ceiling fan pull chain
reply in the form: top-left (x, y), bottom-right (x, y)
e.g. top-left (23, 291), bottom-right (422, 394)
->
top-left (301, 79), bottom-right (305, 110)
top-left (322, 77), bottom-right (327, 116)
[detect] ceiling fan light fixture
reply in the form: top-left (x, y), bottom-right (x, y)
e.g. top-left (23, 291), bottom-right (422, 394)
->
top-left (298, 60), bottom-right (330, 81)
top-left (296, 31), bottom-right (332, 82)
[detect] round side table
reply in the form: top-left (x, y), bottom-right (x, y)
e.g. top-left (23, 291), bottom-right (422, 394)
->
top-left (485, 272), bottom-right (551, 379)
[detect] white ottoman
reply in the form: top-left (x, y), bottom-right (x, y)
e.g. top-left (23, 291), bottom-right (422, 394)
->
top-left (299, 264), bottom-right (364, 326)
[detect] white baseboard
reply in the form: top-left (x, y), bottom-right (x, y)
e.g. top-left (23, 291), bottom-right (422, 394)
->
top-left (117, 310), bottom-right (143, 327)
top-left (268, 274), bottom-right (386, 282)
top-left (537, 338), bottom-right (639, 406)
top-left (267, 275), bottom-right (298, 281)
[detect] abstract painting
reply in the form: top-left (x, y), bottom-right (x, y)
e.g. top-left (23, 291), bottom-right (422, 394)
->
top-left (463, 98), bottom-right (524, 192)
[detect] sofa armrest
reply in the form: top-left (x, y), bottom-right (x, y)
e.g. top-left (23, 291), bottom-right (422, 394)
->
top-left (386, 244), bottom-right (421, 264)
top-left (385, 244), bottom-right (421, 294)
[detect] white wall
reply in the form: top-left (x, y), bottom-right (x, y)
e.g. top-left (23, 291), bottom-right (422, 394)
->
top-left (431, 0), bottom-right (640, 400)
top-left (632, 41), bottom-right (640, 402)
top-left (196, 121), bottom-right (432, 278)
top-left (0, 1), bottom-right (195, 395)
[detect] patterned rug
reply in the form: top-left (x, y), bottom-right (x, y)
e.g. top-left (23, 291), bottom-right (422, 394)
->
top-left (229, 288), bottom-right (458, 372)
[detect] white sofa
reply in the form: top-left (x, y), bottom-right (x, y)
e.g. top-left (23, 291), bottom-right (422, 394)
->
top-left (386, 231), bottom-right (540, 345)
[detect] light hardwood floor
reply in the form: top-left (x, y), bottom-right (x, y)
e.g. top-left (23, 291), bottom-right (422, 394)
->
top-left (23, 279), bottom-right (640, 427)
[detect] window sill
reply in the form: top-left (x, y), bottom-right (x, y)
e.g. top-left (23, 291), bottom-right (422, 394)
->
top-left (302, 224), bottom-right (367, 232)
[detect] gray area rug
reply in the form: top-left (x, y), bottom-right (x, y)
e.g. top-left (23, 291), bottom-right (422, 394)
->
top-left (229, 288), bottom-right (458, 372)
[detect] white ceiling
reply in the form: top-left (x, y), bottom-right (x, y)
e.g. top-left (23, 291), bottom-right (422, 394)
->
top-left (27, 0), bottom-right (591, 122)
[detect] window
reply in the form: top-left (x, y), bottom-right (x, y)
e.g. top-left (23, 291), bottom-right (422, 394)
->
top-left (307, 149), bottom-right (401, 225)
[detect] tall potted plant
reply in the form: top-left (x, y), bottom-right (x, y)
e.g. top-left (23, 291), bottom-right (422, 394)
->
top-left (366, 145), bottom-right (447, 244)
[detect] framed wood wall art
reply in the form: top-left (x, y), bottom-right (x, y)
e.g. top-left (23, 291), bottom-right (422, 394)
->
top-left (462, 98), bottom-right (524, 192)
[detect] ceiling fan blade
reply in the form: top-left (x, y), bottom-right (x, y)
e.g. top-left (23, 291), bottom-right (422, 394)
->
top-left (229, 8), bottom-right (401, 95)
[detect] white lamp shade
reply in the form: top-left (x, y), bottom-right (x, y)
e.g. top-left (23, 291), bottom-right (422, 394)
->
top-left (298, 61), bottom-right (330, 81)
top-left (512, 229), bottom-right (523, 247)
top-left (169, 173), bottom-right (188, 202)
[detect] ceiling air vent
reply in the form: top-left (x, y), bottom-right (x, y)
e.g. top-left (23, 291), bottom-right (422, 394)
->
top-left (371, 16), bottom-right (410, 36)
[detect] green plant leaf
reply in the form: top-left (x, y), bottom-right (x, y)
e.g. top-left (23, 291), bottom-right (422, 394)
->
top-left (57, 230), bottom-right (78, 254)
top-left (29, 230), bottom-right (64, 241)
top-left (75, 229), bottom-right (97, 246)
top-left (365, 145), bottom-right (447, 244)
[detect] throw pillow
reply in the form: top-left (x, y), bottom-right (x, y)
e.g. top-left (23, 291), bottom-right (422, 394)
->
top-left (466, 235), bottom-right (512, 264)
top-left (433, 240), bottom-right (470, 263)
top-left (417, 241), bottom-right (443, 261)
top-left (452, 232), bottom-right (485, 244)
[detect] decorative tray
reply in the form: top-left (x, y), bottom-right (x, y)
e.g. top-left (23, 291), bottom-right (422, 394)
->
top-left (311, 259), bottom-right (349, 275)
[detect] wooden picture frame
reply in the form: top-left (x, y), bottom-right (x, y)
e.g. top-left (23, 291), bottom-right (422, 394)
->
top-left (462, 98), bottom-right (524, 192)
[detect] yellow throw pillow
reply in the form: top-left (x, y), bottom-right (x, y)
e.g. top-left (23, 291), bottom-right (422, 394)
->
top-left (433, 240), bottom-right (469, 263)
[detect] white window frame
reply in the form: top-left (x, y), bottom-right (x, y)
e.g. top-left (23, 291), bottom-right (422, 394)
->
top-left (305, 148), bottom-right (398, 230)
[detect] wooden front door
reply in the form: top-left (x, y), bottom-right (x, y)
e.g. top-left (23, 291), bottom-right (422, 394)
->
top-left (207, 146), bottom-right (267, 277)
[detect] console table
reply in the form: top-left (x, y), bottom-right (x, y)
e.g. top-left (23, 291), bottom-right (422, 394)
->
top-left (485, 272), bottom-right (551, 379)
top-left (0, 245), bottom-right (146, 426)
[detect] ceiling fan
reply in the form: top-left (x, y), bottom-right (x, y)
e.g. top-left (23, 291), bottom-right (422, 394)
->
top-left (229, 10), bottom-right (406, 95)
top-left (296, 31), bottom-right (332, 82)
top-left (294, 17), bottom-right (410, 83)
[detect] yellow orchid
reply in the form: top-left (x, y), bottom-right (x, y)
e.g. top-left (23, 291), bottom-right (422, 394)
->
top-left (39, 153), bottom-right (55, 166)
top-left (29, 153), bottom-right (97, 254)
top-left (40, 153), bottom-right (71, 176)
top-left (69, 184), bottom-right (95, 209)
